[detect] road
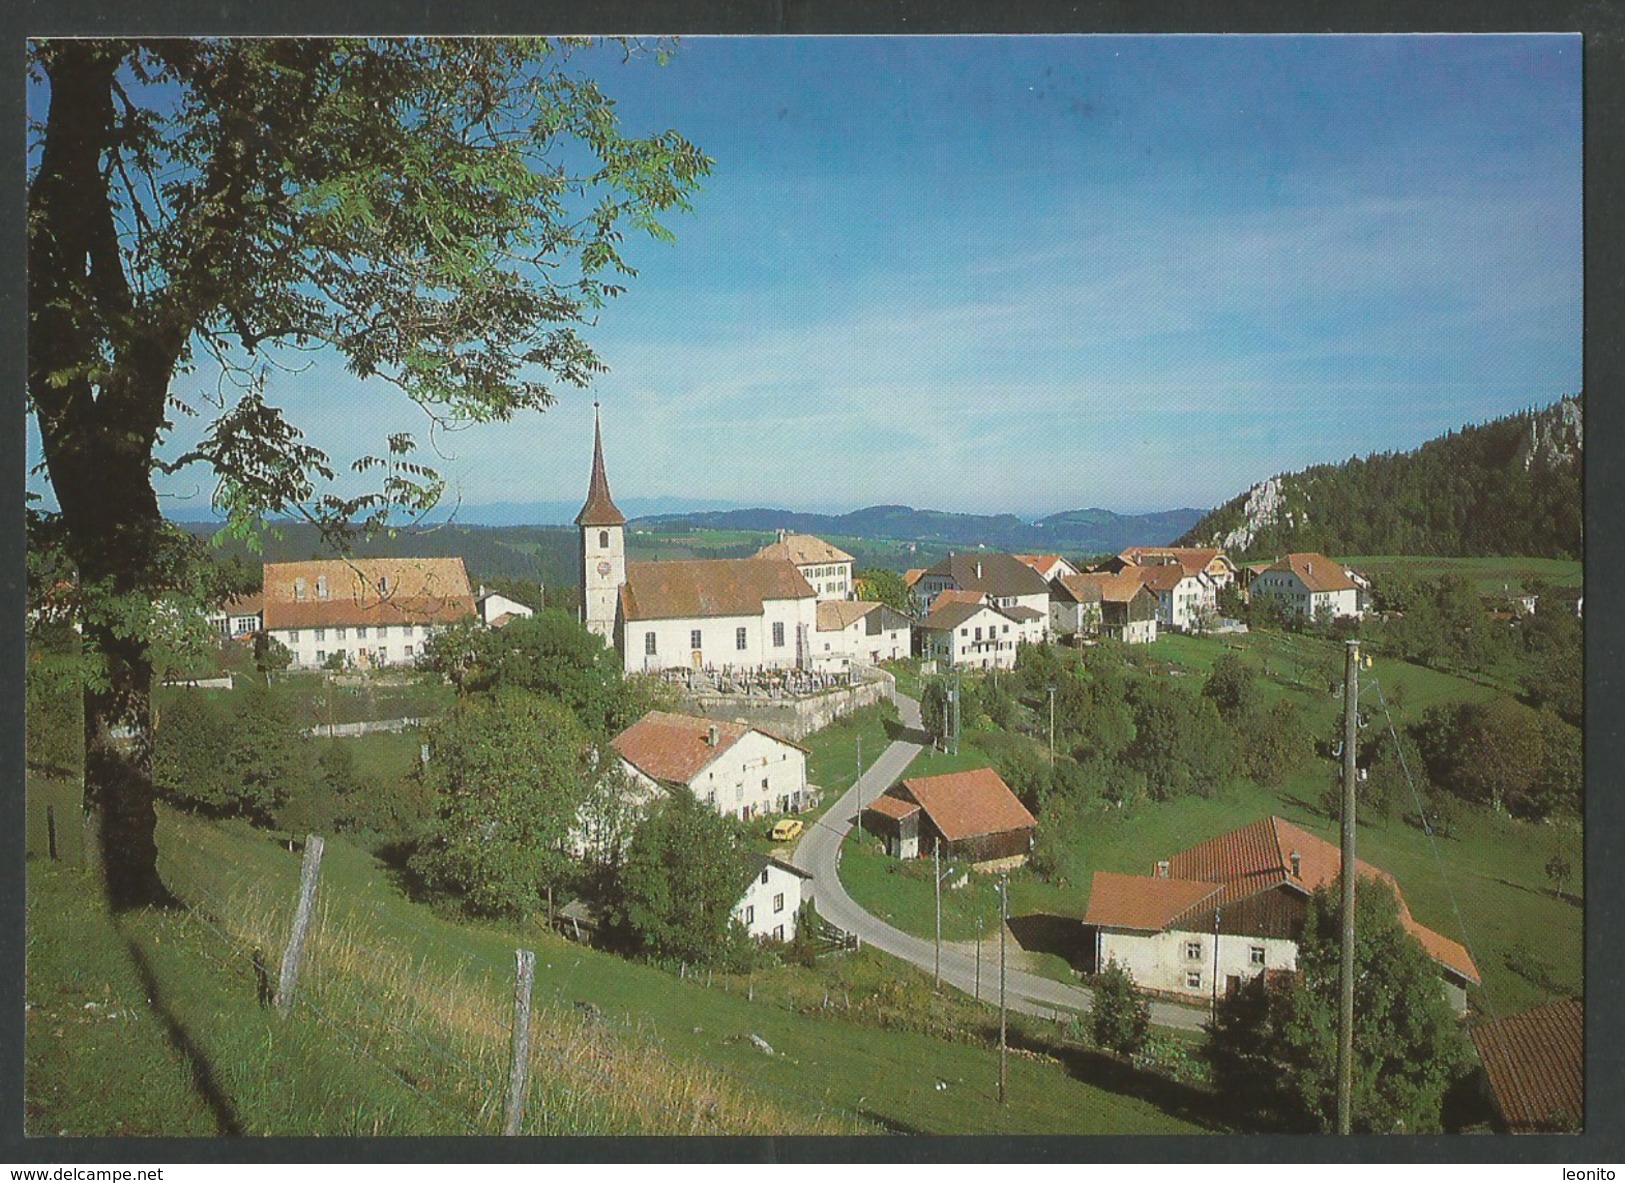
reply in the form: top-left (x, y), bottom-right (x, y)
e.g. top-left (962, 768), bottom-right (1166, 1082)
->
top-left (790, 686), bottom-right (1209, 1033)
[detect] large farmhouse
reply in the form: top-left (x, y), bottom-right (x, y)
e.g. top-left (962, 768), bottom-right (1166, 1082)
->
top-left (1247, 553), bottom-right (1367, 620)
top-left (1082, 815), bottom-right (1480, 1011)
top-left (611, 709), bottom-right (810, 823)
top-left (915, 592), bottom-right (1022, 669)
top-left (813, 599), bottom-right (912, 670)
top-left (1114, 546), bottom-right (1239, 591)
top-left (913, 552), bottom-right (1050, 646)
top-left (1049, 571), bottom-right (1159, 644)
top-left (226, 557), bottom-right (475, 670)
top-left (754, 532), bottom-right (856, 602)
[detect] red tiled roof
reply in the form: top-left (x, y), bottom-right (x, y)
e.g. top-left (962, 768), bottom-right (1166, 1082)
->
top-left (611, 710), bottom-right (805, 786)
top-left (1083, 870), bottom-right (1223, 931)
top-left (1267, 553), bottom-right (1358, 594)
top-left (260, 558), bottom-right (474, 629)
top-left (903, 568), bottom-right (926, 588)
top-left (1162, 816), bottom-right (1480, 984)
top-left (1471, 998), bottom-right (1583, 1133)
top-left (899, 768), bottom-right (1036, 843)
top-left (620, 559), bottom-right (814, 621)
top-left (1125, 563), bottom-right (1197, 593)
top-left (1015, 554), bottom-right (1072, 580)
top-left (919, 597), bottom-right (1008, 633)
top-left (1058, 571), bottom-right (1151, 606)
top-left (863, 794), bottom-right (921, 822)
top-left (1117, 547), bottom-right (1229, 577)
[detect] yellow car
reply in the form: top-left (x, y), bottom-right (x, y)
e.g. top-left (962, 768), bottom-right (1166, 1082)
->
top-left (769, 818), bottom-right (804, 842)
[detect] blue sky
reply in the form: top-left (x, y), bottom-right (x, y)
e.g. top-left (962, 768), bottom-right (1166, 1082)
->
top-left (28, 34), bottom-right (1583, 520)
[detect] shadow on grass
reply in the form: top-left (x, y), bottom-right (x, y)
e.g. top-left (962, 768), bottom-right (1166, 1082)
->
top-left (882, 717), bottom-right (930, 746)
top-left (1006, 913), bottom-right (1088, 972)
top-left (1004, 1027), bottom-right (1233, 1132)
top-left (116, 916), bottom-right (245, 1137)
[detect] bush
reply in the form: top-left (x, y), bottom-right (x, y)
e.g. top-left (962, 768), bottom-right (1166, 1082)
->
top-left (1090, 959), bottom-right (1150, 1058)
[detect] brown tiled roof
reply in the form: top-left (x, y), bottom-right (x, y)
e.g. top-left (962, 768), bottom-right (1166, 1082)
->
top-left (217, 593), bottom-right (264, 616)
top-left (816, 600), bottom-right (880, 631)
top-left (1060, 571), bottom-right (1150, 606)
top-left (754, 534), bottom-right (854, 565)
top-left (260, 558), bottom-right (474, 629)
top-left (575, 410), bottom-right (626, 527)
top-left (930, 588), bottom-right (987, 608)
top-left (903, 568), bottom-right (927, 588)
top-left (620, 559), bottom-right (814, 621)
top-left (1117, 547), bottom-right (1228, 577)
top-left (1015, 554), bottom-right (1071, 580)
top-left (922, 552), bottom-right (1050, 599)
top-left (864, 794), bottom-right (921, 822)
top-left (1126, 563), bottom-right (1196, 593)
top-left (1266, 553), bottom-right (1358, 593)
top-left (1164, 816), bottom-right (1480, 983)
top-left (899, 768), bottom-right (1036, 843)
top-left (1084, 870), bottom-right (1223, 931)
top-left (1471, 998), bottom-right (1583, 1132)
top-left (1004, 604), bottom-right (1045, 623)
top-left (612, 710), bottom-right (806, 786)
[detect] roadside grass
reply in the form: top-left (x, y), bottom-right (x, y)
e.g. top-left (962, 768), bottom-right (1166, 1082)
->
top-left (801, 700), bottom-right (902, 806)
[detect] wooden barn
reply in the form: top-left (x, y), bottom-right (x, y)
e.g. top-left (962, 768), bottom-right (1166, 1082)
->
top-left (863, 767), bottom-right (1035, 872)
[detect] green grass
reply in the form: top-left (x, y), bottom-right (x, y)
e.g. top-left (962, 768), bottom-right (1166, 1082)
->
top-left (1346, 555), bottom-right (1583, 593)
top-left (801, 701), bottom-right (902, 804)
top-left (338, 727), bottom-right (431, 783)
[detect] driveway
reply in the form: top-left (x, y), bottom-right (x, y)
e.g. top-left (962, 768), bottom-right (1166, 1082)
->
top-left (790, 687), bottom-right (1209, 1033)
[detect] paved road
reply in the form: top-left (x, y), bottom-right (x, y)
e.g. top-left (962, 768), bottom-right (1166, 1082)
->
top-left (791, 687), bottom-right (1208, 1033)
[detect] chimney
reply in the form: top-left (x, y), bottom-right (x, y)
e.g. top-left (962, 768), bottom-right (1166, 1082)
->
top-left (776, 528), bottom-right (787, 545)
top-left (975, 560), bottom-right (983, 580)
top-left (706, 724), bottom-right (720, 747)
top-left (1289, 851), bottom-right (1302, 879)
top-left (1155, 860), bottom-right (1170, 879)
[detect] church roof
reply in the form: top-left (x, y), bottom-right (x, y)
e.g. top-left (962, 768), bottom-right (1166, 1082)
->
top-left (620, 559), bottom-right (815, 621)
top-left (575, 408), bottom-right (625, 527)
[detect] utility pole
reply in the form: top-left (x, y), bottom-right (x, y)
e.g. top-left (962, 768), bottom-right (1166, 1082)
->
top-left (856, 735), bottom-right (863, 807)
top-left (1336, 638), bottom-right (1361, 1136)
top-left (998, 872), bottom-right (1009, 1105)
top-left (934, 837), bottom-right (942, 991)
top-left (1047, 684), bottom-right (1056, 770)
top-left (1210, 905), bottom-right (1222, 1024)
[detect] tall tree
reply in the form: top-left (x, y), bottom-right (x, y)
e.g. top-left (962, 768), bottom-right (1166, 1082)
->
top-left (27, 39), bottom-right (708, 906)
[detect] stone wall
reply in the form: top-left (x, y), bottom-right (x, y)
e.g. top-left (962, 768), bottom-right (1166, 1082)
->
top-left (676, 669), bottom-right (894, 741)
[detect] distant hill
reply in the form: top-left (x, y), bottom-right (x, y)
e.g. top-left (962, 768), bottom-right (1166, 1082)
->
top-left (633, 504), bottom-right (1206, 558)
top-left (1176, 395), bottom-right (1582, 560)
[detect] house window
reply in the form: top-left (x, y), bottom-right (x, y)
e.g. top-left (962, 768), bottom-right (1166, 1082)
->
top-left (357, 626), bottom-right (367, 639)
top-left (1185, 940), bottom-right (1203, 960)
top-left (599, 530), bottom-right (609, 549)
top-left (289, 629), bottom-right (300, 643)
top-left (294, 577), bottom-right (307, 600)
top-left (774, 924), bottom-right (785, 941)
top-left (316, 576), bottom-right (328, 599)
top-left (336, 627), bottom-right (347, 640)
top-left (376, 625), bottom-right (387, 638)
top-left (773, 622), bottom-right (785, 647)
top-left (645, 632), bottom-right (657, 656)
top-left (1186, 971), bottom-right (1202, 990)
top-left (744, 905), bottom-right (755, 924)
top-left (316, 650), bottom-right (326, 664)
top-left (736, 627), bottom-right (747, 650)
top-left (314, 628), bottom-right (325, 642)
top-left (404, 644), bottom-right (414, 657)
top-left (773, 893), bottom-right (785, 913)
top-left (690, 629), bottom-right (702, 650)
top-left (403, 624), bottom-right (414, 636)
top-left (761, 777), bottom-right (769, 791)
top-left (761, 869), bottom-right (769, 885)
top-left (1250, 946), bottom-right (1266, 967)
top-left (974, 627), bottom-right (982, 642)
top-left (960, 627), bottom-right (968, 637)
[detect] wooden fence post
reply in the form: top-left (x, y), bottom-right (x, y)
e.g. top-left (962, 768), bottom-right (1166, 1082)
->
top-left (504, 949), bottom-right (536, 1136)
top-left (46, 804), bottom-right (58, 861)
top-left (274, 835), bottom-right (325, 1018)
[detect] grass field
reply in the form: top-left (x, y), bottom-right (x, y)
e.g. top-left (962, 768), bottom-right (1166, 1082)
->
top-left (1345, 555), bottom-right (1583, 593)
top-left (25, 770), bottom-right (1211, 1136)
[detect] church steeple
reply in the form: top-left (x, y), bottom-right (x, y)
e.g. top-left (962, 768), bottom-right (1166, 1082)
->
top-left (575, 403), bottom-right (625, 527)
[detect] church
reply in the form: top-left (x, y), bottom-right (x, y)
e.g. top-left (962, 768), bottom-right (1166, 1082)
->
top-left (575, 410), bottom-right (822, 676)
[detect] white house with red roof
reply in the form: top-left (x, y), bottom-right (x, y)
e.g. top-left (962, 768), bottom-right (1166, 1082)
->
top-left (1014, 553), bottom-right (1081, 583)
top-left (611, 709), bottom-right (810, 823)
top-left (1248, 553), bottom-right (1366, 620)
top-left (1082, 815), bottom-right (1480, 1011)
top-left (753, 531), bottom-right (856, 602)
top-left (734, 855), bottom-right (812, 942)
top-left (812, 599), bottom-right (912, 670)
top-left (1120, 562), bottom-right (1218, 633)
top-left (1115, 546), bottom-right (1238, 590)
top-left (915, 592), bottom-right (1022, 669)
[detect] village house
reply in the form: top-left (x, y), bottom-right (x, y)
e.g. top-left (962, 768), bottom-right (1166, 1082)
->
top-left (1014, 553), bottom-right (1081, 583)
top-left (913, 552), bottom-right (1050, 646)
top-left (861, 767), bottom-right (1036, 872)
top-left (576, 411), bottom-right (822, 674)
top-left (1121, 562), bottom-right (1218, 633)
top-left (1048, 571), bottom-right (1158, 644)
top-left (915, 592), bottom-right (1022, 670)
top-left (1113, 546), bottom-right (1239, 591)
top-left (248, 557), bottom-right (474, 670)
top-left (734, 855), bottom-right (812, 942)
top-left (1081, 815), bottom-right (1480, 1012)
top-left (208, 593), bottom-right (266, 641)
top-left (812, 599), bottom-right (913, 671)
top-left (753, 531), bottom-right (856, 602)
top-left (475, 585), bottom-right (536, 629)
top-left (611, 709), bottom-right (811, 823)
top-left (1247, 552), bottom-right (1367, 620)
top-left (1469, 997), bottom-right (1583, 1132)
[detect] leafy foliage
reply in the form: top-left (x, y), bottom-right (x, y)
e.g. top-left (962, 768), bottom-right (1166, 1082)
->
top-left (154, 683), bottom-right (310, 824)
top-left (1416, 696), bottom-right (1581, 820)
top-left (1090, 959), bottom-right (1151, 1059)
top-left (853, 567), bottom-right (913, 615)
top-left (409, 690), bottom-right (591, 917)
top-left (611, 790), bottom-right (753, 967)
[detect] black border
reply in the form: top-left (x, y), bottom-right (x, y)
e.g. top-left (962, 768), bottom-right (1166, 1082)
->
top-left (4, 0), bottom-right (1621, 1166)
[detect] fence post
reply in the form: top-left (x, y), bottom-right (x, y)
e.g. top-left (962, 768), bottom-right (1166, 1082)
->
top-left (46, 804), bottom-right (58, 861)
top-left (274, 834), bottom-right (325, 1018)
top-left (504, 949), bottom-right (536, 1136)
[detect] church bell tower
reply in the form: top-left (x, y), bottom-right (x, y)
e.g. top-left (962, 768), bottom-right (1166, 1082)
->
top-left (576, 404), bottom-right (626, 643)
